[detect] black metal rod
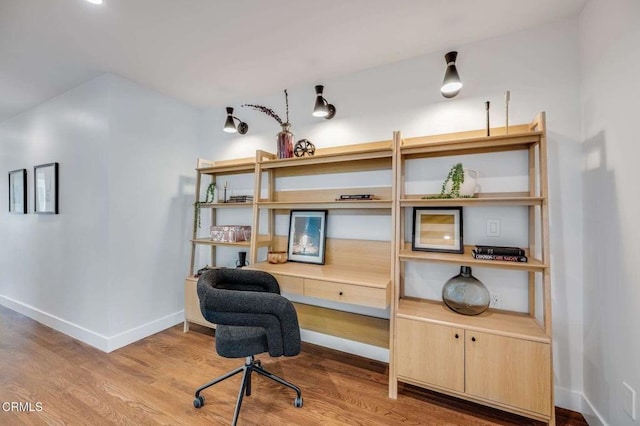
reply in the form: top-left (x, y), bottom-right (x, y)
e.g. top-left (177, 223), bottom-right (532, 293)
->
top-left (485, 101), bottom-right (490, 136)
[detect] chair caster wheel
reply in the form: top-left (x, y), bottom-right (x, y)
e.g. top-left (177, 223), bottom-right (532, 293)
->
top-left (294, 396), bottom-right (303, 408)
top-left (193, 395), bottom-right (205, 408)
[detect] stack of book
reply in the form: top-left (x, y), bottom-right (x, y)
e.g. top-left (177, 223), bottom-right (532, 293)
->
top-left (335, 194), bottom-right (375, 201)
top-left (472, 245), bottom-right (528, 262)
top-left (227, 195), bottom-right (254, 203)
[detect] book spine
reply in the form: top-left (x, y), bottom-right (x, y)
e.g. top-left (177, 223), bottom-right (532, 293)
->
top-left (475, 246), bottom-right (525, 256)
top-left (472, 251), bottom-right (528, 262)
top-left (339, 194), bottom-right (373, 200)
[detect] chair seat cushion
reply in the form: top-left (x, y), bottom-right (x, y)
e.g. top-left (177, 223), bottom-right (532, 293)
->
top-left (215, 325), bottom-right (268, 358)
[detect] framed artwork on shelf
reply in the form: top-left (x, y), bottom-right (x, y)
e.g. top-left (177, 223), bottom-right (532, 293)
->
top-left (8, 169), bottom-right (27, 214)
top-left (34, 162), bottom-right (59, 214)
top-left (287, 210), bottom-right (327, 265)
top-left (412, 206), bottom-right (463, 253)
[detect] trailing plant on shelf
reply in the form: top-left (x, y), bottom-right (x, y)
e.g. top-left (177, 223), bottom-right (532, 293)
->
top-left (423, 163), bottom-right (474, 199)
top-left (194, 182), bottom-right (216, 231)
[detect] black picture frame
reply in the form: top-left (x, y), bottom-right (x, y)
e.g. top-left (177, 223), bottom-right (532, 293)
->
top-left (34, 162), bottom-right (59, 214)
top-left (412, 207), bottom-right (463, 253)
top-left (8, 169), bottom-right (27, 214)
top-left (287, 210), bottom-right (328, 265)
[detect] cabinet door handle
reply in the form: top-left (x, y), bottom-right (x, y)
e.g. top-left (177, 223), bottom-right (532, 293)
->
top-left (339, 291), bottom-right (343, 296)
top-left (471, 337), bottom-right (476, 342)
top-left (454, 333), bottom-right (459, 339)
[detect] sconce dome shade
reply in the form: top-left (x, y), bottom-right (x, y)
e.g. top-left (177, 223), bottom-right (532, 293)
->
top-left (224, 117), bottom-right (237, 133)
top-left (313, 95), bottom-right (329, 117)
top-left (441, 51), bottom-right (462, 98)
top-left (224, 112), bottom-right (237, 133)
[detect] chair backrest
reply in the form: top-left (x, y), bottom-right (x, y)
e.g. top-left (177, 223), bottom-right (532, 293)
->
top-left (197, 269), bottom-right (301, 357)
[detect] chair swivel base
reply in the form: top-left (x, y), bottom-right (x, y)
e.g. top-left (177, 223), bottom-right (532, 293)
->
top-left (193, 355), bottom-right (303, 425)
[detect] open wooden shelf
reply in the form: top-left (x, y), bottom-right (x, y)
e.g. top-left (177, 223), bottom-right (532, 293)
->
top-left (401, 128), bottom-right (543, 157)
top-left (293, 302), bottom-right (390, 348)
top-left (258, 140), bottom-right (393, 169)
top-left (256, 199), bottom-right (393, 210)
top-left (400, 192), bottom-right (544, 207)
top-left (397, 298), bottom-right (549, 344)
top-left (196, 157), bottom-right (255, 175)
top-left (198, 202), bottom-right (253, 208)
top-left (248, 261), bottom-right (390, 290)
top-left (192, 234), bottom-right (272, 248)
top-left (398, 244), bottom-right (546, 272)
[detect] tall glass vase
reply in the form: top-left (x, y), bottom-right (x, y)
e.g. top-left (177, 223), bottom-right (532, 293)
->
top-left (277, 123), bottom-right (294, 159)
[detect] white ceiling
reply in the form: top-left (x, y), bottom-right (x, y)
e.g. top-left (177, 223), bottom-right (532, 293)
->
top-left (0, 0), bottom-right (586, 123)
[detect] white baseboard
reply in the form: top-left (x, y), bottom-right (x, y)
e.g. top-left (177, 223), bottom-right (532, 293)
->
top-left (300, 329), bottom-right (389, 362)
top-left (582, 394), bottom-right (608, 426)
top-left (554, 386), bottom-right (584, 413)
top-left (105, 311), bottom-right (184, 352)
top-left (0, 295), bottom-right (183, 353)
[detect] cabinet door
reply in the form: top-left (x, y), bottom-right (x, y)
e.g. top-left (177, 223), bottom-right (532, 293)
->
top-left (184, 279), bottom-right (215, 328)
top-left (465, 331), bottom-right (551, 416)
top-left (396, 318), bottom-right (464, 392)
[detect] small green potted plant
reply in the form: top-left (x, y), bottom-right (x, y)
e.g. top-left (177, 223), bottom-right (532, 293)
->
top-left (423, 163), bottom-right (478, 199)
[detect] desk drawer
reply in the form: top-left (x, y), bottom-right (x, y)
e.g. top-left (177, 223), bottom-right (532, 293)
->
top-left (272, 274), bottom-right (304, 295)
top-left (304, 279), bottom-right (388, 309)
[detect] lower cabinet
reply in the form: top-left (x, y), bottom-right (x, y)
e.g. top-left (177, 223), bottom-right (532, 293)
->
top-left (396, 318), bottom-right (464, 392)
top-left (465, 330), bottom-right (551, 416)
top-left (184, 278), bottom-right (215, 330)
top-left (396, 317), bottom-right (551, 417)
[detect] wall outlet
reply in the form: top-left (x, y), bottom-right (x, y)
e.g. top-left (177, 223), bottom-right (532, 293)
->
top-left (486, 219), bottom-right (501, 237)
top-left (623, 382), bottom-right (636, 420)
top-left (489, 293), bottom-right (501, 309)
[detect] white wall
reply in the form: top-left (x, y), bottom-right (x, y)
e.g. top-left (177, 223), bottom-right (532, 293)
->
top-left (579, 1), bottom-right (640, 425)
top-left (201, 19), bottom-right (584, 409)
top-left (0, 74), bottom-right (200, 350)
top-left (0, 76), bottom-right (111, 339)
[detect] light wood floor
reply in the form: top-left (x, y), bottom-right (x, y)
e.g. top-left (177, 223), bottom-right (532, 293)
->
top-left (0, 305), bottom-right (587, 425)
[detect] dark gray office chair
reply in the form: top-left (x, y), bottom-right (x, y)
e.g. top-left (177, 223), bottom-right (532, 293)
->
top-left (193, 268), bottom-right (303, 425)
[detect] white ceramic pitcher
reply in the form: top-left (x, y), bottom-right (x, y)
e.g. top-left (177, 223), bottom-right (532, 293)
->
top-left (445, 168), bottom-right (480, 197)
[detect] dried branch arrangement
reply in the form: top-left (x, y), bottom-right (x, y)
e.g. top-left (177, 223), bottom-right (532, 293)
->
top-left (242, 90), bottom-right (290, 125)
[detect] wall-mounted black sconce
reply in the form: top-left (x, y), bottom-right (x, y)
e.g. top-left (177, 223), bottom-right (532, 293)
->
top-left (223, 107), bottom-right (249, 134)
top-left (441, 51), bottom-right (463, 98)
top-left (312, 85), bottom-right (336, 119)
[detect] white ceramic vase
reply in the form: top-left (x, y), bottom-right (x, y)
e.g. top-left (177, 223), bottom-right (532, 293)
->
top-left (445, 168), bottom-right (480, 197)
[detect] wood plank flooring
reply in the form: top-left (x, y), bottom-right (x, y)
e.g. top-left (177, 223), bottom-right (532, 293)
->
top-left (0, 305), bottom-right (587, 425)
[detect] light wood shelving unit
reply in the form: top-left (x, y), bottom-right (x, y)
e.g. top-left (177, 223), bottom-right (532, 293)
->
top-left (184, 113), bottom-right (553, 424)
top-left (245, 140), bottom-right (396, 348)
top-left (184, 157), bottom-right (257, 331)
top-left (390, 113), bottom-right (553, 424)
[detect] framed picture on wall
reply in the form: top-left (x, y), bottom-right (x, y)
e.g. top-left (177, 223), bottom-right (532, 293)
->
top-left (412, 207), bottom-right (463, 253)
top-left (8, 169), bottom-right (27, 214)
top-left (287, 210), bottom-right (327, 264)
top-left (34, 162), bottom-right (59, 214)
